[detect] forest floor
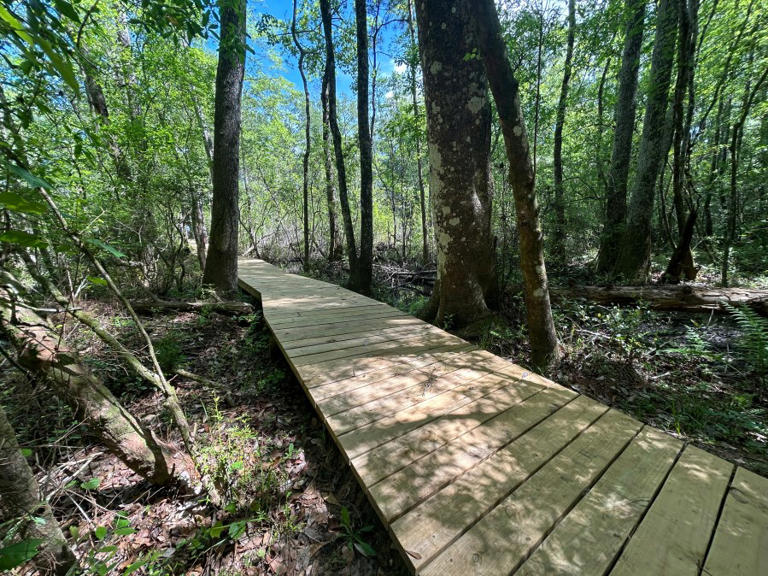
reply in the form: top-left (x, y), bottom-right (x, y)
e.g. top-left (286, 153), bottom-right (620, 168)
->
top-left (5, 257), bottom-right (766, 576)
top-left (4, 302), bottom-right (410, 576)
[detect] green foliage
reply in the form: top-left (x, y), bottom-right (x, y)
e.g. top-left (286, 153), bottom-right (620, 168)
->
top-left (339, 506), bottom-right (376, 558)
top-left (0, 539), bottom-right (44, 570)
top-left (154, 333), bottom-right (186, 372)
top-left (726, 304), bottom-right (768, 386)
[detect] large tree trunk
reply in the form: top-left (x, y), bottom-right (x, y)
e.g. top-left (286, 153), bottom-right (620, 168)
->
top-left (191, 96), bottom-right (213, 271)
top-left (614, 0), bottom-right (679, 281)
top-left (596, 0), bottom-right (646, 273)
top-left (292, 0), bottom-right (311, 272)
top-left (202, 0), bottom-right (247, 296)
top-left (0, 286), bottom-right (182, 486)
top-left (351, 0), bottom-right (374, 295)
top-left (552, 0), bottom-right (576, 260)
top-left (471, 0), bottom-right (561, 371)
top-left (0, 405), bottom-right (75, 576)
top-left (321, 71), bottom-right (342, 262)
top-left (320, 0), bottom-right (358, 276)
top-left (414, 0), bottom-right (497, 328)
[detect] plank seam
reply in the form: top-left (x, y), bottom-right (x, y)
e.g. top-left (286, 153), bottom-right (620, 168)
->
top-left (696, 463), bottom-right (738, 576)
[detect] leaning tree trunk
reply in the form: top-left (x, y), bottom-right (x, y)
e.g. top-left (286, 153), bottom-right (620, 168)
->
top-left (351, 0), bottom-right (374, 295)
top-left (414, 0), bottom-right (497, 328)
top-left (614, 0), bottom-right (679, 282)
top-left (596, 0), bottom-right (646, 273)
top-left (202, 0), bottom-right (247, 296)
top-left (471, 0), bottom-right (561, 371)
top-left (552, 0), bottom-right (576, 261)
top-left (320, 0), bottom-right (358, 276)
top-left (0, 286), bottom-right (183, 486)
top-left (0, 404), bottom-right (75, 576)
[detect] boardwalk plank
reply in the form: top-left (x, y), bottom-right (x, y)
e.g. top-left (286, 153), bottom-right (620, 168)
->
top-left (419, 408), bottom-right (641, 575)
top-left (514, 428), bottom-right (682, 576)
top-left (701, 467), bottom-right (768, 576)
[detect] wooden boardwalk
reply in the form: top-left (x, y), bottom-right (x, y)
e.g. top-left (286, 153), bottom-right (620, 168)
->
top-left (238, 259), bottom-right (768, 575)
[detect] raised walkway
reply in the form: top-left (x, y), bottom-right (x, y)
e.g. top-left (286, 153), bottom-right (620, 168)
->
top-left (238, 258), bottom-right (767, 575)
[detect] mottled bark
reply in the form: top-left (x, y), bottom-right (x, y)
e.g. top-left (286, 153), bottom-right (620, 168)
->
top-left (320, 0), bottom-right (358, 273)
top-left (351, 0), bottom-right (374, 295)
top-left (203, 0), bottom-right (247, 296)
top-left (470, 0), bottom-right (561, 370)
top-left (552, 0), bottom-right (576, 259)
top-left (614, 0), bottom-right (679, 281)
top-left (0, 405), bottom-right (75, 576)
top-left (192, 96), bottom-right (212, 270)
top-left (414, 0), bottom-right (496, 328)
top-left (596, 0), bottom-right (646, 273)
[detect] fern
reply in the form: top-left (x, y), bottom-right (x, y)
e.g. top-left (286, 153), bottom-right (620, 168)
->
top-left (725, 303), bottom-right (768, 386)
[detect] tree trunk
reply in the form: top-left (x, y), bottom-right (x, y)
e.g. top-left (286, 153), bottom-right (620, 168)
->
top-left (548, 284), bottom-right (768, 316)
top-left (191, 96), bottom-right (213, 271)
top-left (414, 0), bottom-right (497, 329)
top-left (723, 65), bottom-right (768, 286)
top-left (596, 0), bottom-right (646, 273)
top-left (552, 0), bottom-right (576, 260)
top-left (321, 71), bottom-right (342, 261)
top-left (202, 0), bottom-right (247, 296)
top-left (661, 208), bottom-right (697, 284)
top-left (292, 0), bottom-right (311, 272)
top-left (320, 0), bottom-right (358, 275)
top-left (667, 0), bottom-right (698, 282)
top-left (407, 0), bottom-right (430, 263)
top-left (470, 0), bottom-right (561, 370)
top-left (614, 0), bottom-right (679, 282)
top-left (0, 287), bottom-right (182, 486)
top-left (0, 405), bottom-right (75, 576)
top-left (351, 0), bottom-right (374, 295)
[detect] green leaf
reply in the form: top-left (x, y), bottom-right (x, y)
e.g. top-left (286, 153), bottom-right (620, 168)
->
top-left (69, 525), bottom-right (80, 540)
top-left (113, 527), bottom-right (135, 536)
top-left (0, 230), bottom-right (48, 249)
top-left (0, 539), bottom-right (44, 569)
top-left (1, 160), bottom-right (53, 190)
top-left (0, 6), bottom-right (32, 43)
top-left (36, 37), bottom-right (80, 95)
top-left (0, 191), bottom-right (47, 214)
top-left (20, 448), bottom-right (33, 457)
top-left (94, 525), bottom-right (108, 540)
top-left (54, 0), bottom-right (80, 22)
top-left (353, 540), bottom-right (376, 558)
top-left (340, 506), bottom-right (350, 528)
top-left (208, 522), bottom-right (225, 539)
top-left (227, 521), bottom-right (245, 540)
top-left (123, 555), bottom-right (149, 575)
top-left (80, 477), bottom-right (100, 490)
top-left (31, 517), bottom-right (47, 526)
top-left (87, 276), bottom-right (108, 287)
top-left (86, 238), bottom-right (127, 260)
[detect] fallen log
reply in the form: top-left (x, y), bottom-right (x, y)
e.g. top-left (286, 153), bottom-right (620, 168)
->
top-left (548, 284), bottom-right (768, 316)
top-left (131, 300), bottom-right (254, 315)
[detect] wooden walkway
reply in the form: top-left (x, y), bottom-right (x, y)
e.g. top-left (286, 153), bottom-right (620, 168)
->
top-left (238, 259), bottom-right (768, 576)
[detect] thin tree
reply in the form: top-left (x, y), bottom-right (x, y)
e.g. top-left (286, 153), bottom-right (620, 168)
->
top-left (203, 0), bottom-right (247, 295)
top-left (596, 0), bottom-right (646, 273)
top-left (552, 0), bottom-right (576, 260)
top-left (291, 0), bottom-right (311, 271)
top-left (352, 0), bottom-right (374, 294)
top-left (614, 0), bottom-right (679, 281)
top-left (320, 0), bottom-right (358, 278)
top-left (471, 0), bottom-right (561, 370)
top-left (321, 69), bottom-right (342, 261)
